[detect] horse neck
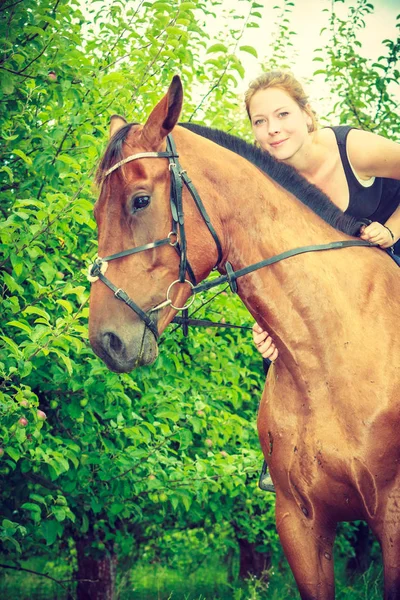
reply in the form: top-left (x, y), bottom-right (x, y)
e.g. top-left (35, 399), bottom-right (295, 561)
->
top-left (177, 128), bottom-right (359, 376)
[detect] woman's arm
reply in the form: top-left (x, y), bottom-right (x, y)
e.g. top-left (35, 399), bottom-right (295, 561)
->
top-left (347, 129), bottom-right (400, 247)
top-left (347, 129), bottom-right (400, 180)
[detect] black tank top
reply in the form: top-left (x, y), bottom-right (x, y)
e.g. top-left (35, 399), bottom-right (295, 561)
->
top-left (329, 126), bottom-right (400, 225)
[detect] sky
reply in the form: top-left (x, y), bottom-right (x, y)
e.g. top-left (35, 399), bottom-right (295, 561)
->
top-left (215, 0), bottom-right (399, 115)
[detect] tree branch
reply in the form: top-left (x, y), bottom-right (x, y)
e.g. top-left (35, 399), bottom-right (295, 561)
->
top-left (0, 66), bottom-right (36, 79)
top-left (0, 563), bottom-right (74, 599)
top-left (18, 37), bottom-right (54, 74)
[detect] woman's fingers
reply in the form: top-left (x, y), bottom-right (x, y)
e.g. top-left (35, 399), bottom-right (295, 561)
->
top-left (256, 334), bottom-right (279, 360)
top-left (360, 222), bottom-right (393, 248)
top-left (252, 322), bottom-right (279, 360)
top-left (266, 346), bottom-right (279, 361)
top-left (252, 322), bottom-right (264, 334)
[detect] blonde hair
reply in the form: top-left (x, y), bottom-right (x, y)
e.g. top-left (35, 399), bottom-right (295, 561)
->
top-left (244, 71), bottom-right (318, 133)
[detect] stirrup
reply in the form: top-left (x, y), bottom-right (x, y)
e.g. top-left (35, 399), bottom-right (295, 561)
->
top-left (258, 460), bottom-right (276, 493)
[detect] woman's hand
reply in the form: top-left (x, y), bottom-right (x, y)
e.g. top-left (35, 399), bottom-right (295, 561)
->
top-left (360, 221), bottom-right (395, 249)
top-left (252, 322), bottom-right (279, 361)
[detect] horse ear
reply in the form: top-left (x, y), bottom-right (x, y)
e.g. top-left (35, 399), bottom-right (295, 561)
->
top-left (109, 115), bottom-right (127, 138)
top-left (141, 75), bottom-right (183, 149)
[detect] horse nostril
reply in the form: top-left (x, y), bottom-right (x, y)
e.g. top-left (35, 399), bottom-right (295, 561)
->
top-left (103, 331), bottom-right (123, 355)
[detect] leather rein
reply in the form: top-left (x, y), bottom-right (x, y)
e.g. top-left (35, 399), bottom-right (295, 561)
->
top-left (88, 133), bottom-right (373, 339)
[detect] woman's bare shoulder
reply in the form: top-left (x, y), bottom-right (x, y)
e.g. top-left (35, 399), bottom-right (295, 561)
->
top-left (312, 127), bottom-right (338, 151)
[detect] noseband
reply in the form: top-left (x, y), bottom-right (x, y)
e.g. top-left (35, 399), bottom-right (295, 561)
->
top-left (89, 134), bottom-right (374, 341)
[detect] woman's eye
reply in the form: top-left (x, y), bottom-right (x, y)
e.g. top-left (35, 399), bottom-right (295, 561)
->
top-left (254, 118), bottom-right (265, 126)
top-left (132, 195), bottom-right (151, 212)
top-left (279, 112), bottom-right (289, 118)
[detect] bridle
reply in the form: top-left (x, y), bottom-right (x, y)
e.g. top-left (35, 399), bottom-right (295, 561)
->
top-left (88, 133), bottom-right (374, 340)
top-left (88, 134), bottom-right (223, 339)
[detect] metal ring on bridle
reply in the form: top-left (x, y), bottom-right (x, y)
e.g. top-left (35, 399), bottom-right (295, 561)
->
top-left (168, 231), bottom-right (178, 247)
top-left (166, 279), bottom-right (195, 311)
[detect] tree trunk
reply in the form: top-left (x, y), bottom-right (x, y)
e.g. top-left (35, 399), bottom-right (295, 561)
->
top-left (238, 537), bottom-right (271, 580)
top-left (76, 537), bottom-right (117, 600)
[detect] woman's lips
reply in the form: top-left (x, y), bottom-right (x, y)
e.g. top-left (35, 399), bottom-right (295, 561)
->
top-left (269, 138), bottom-right (288, 147)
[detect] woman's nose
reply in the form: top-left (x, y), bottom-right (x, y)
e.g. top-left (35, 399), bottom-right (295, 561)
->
top-left (268, 121), bottom-right (280, 135)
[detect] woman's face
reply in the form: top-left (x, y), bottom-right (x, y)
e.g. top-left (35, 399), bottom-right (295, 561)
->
top-left (249, 87), bottom-right (312, 162)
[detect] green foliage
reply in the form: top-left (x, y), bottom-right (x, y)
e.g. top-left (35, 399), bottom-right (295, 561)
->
top-left (313, 0), bottom-right (400, 137)
top-left (261, 0), bottom-right (297, 72)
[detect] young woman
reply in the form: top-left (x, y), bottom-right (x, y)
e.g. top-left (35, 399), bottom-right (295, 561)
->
top-left (245, 71), bottom-right (400, 490)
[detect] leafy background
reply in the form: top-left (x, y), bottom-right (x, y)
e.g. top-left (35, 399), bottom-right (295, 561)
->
top-left (0, 0), bottom-right (399, 598)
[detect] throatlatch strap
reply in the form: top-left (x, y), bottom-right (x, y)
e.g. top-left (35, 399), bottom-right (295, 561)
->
top-left (167, 135), bottom-right (196, 284)
top-left (180, 170), bottom-right (223, 267)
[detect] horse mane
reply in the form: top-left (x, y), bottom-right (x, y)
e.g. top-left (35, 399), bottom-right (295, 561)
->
top-left (180, 123), bottom-right (364, 237)
top-left (96, 122), bottom-right (364, 236)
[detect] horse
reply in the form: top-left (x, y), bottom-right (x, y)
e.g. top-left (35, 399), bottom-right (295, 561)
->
top-left (88, 75), bottom-right (400, 599)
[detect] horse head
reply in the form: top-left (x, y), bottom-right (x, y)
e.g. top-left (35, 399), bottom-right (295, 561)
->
top-left (88, 76), bottom-right (222, 372)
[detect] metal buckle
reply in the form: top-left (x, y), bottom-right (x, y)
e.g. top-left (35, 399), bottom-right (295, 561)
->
top-left (166, 279), bottom-right (195, 311)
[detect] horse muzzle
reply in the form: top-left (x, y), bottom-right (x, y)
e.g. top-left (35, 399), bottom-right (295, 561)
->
top-left (89, 322), bottom-right (159, 372)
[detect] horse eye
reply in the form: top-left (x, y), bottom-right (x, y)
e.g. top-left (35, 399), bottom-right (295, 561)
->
top-left (131, 195), bottom-right (151, 212)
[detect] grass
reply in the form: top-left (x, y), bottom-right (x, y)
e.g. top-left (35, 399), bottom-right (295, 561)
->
top-left (0, 553), bottom-right (383, 599)
top-left (121, 557), bottom-right (383, 600)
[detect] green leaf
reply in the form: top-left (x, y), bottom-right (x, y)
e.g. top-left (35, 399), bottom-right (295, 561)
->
top-left (207, 43), bottom-right (228, 54)
top-left (29, 493), bottom-right (47, 505)
top-left (21, 502), bottom-right (41, 512)
top-left (52, 506), bottom-right (66, 522)
top-left (0, 336), bottom-right (21, 359)
top-left (100, 72), bottom-right (126, 85)
top-left (41, 520), bottom-right (61, 545)
top-left (167, 25), bottom-right (186, 37)
top-left (13, 149), bottom-right (33, 166)
top-left (23, 306), bottom-right (51, 320)
top-left (5, 447), bottom-right (20, 462)
top-left (6, 537), bottom-right (21, 552)
top-left (6, 321), bottom-right (32, 334)
top-left (239, 45), bottom-right (258, 58)
top-left (56, 299), bottom-right (73, 314)
top-left (24, 25), bottom-right (46, 36)
top-left (56, 352), bottom-right (73, 376)
top-left (0, 166), bottom-right (14, 182)
top-left (110, 502), bottom-right (125, 515)
top-left (179, 2), bottom-right (196, 10)
top-left (156, 408), bottom-right (181, 422)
